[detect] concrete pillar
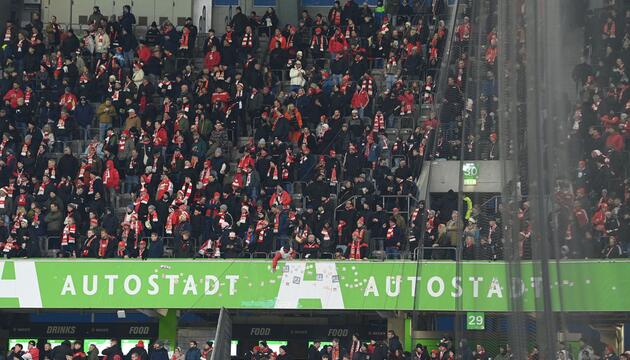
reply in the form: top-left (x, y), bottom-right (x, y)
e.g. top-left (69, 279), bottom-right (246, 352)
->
top-left (387, 315), bottom-right (412, 352)
top-left (158, 310), bottom-right (178, 350)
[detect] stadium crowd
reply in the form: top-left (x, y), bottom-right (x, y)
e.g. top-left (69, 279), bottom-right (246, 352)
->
top-left (0, 0), bottom-right (448, 261)
top-left (6, 333), bottom-right (630, 360)
top-left (562, 0), bottom-right (630, 260)
top-left (0, 0), bottom-right (627, 263)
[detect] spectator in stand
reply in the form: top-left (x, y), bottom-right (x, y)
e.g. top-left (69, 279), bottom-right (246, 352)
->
top-left (149, 342), bottom-right (169, 360)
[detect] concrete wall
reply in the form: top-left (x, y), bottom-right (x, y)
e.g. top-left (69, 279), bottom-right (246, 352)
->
top-left (41, 0), bottom-right (194, 29)
top-left (212, 5), bottom-right (330, 34)
top-left (0, 0), bottom-right (21, 25)
top-left (427, 160), bottom-right (514, 193)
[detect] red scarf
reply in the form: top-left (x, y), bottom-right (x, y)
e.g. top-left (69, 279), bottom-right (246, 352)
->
top-left (310, 34), bottom-right (326, 52)
top-left (362, 77), bottom-right (373, 97)
top-left (255, 220), bottom-right (267, 243)
top-left (411, 208), bottom-right (420, 223)
top-left (387, 225), bottom-right (396, 239)
top-left (118, 136), bottom-right (126, 152)
top-left (57, 116), bottom-right (66, 129)
top-left (337, 220), bottom-right (346, 238)
top-left (171, 152), bottom-right (183, 169)
top-left (45, 166), bottom-right (56, 180)
top-left (17, 194), bottom-right (27, 207)
top-left (38, 179), bottom-right (49, 195)
top-left (241, 33), bottom-right (253, 47)
top-left (287, 33), bottom-right (296, 48)
top-left (331, 9), bottom-right (341, 26)
top-left (135, 190), bottom-right (149, 212)
top-left (180, 182), bottom-right (193, 201)
top-left (98, 237), bottom-right (109, 257)
top-left (239, 209), bottom-right (249, 224)
top-left (24, 90), bottom-right (32, 105)
top-left (373, 113), bottom-right (385, 132)
top-left (61, 223), bottom-right (77, 245)
top-left (268, 163), bottom-right (279, 180)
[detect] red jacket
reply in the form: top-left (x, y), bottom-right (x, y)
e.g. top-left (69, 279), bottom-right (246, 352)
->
top-left (328, 33), bottom-right (348, 54)
top-left (153, 127), bottom-right (168, 146)
top-left (605, 133), bottom-right (624, 152)
top-left (3, 88), bottom-right (23, 109)
top-left (204, 50), bottom-right (221, 69)
top-left (351, 89), bottom-right (369, 109)
top-left (268, 35), bottom-right (287, 51)
top-left (211, 91), bottom-right (230, 106)
top-left (269, 190), bottom-right (292, 208)
top-left (103, 160), bottom-right (120, 190)
top-left (137, 46), bottom-right (152, 63)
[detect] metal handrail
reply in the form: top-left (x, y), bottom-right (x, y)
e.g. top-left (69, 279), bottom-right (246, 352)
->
top-left (413, 246), bottom-right (459, 260)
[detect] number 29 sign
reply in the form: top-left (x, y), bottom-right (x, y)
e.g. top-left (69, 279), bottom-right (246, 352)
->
top-left (466, 312), bottom-right (485, 330)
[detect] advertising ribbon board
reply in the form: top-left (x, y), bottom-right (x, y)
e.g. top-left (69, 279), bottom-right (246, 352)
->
top-left (0, 260), bottom-right (627, 311)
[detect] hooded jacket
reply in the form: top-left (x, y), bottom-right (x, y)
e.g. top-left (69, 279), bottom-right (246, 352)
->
top-left (103, 160), bottom-right (120, 190)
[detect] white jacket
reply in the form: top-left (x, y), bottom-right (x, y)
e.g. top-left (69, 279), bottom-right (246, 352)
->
top-left (289, 67), bottom-right (306, 87)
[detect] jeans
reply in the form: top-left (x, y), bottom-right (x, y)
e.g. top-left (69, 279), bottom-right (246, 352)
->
top-left (99, 124), bottom-right (110, 140)
top-left (386, 74), bottom-right (397, 91)
top-left (332, 74), bottom-right (342, 86)
top-left (387, 114), bottom-right (396, 128)
top-left (82, 125), bottom-right (92, 141)
top-left (288, 85), bottom-right (302, 93)
top-left (124, 50), bottom-right (135, 67)
top-left (281, 182), bottom-right (293, 194)
top-left (386, 246), bottom-right (401, 259)
top-left (124, 175), bottom-right (139, 193)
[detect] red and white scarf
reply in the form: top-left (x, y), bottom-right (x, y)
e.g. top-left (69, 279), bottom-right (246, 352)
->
top-left (373, 113), bottom-right (385, 132)
top-left (61, 223), bottom-right (77, 245)
top-left (241, 33), bottom-right (253, 47)
top-left (386, 225), bottom-right (396, 240)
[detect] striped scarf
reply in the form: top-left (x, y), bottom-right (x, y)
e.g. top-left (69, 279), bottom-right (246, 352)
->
top-left (373, 113), bottom-right (385, 132)
top-left (386, 225), bottom-right (395, 240)
top-left (98, 237), bottom-right (109, 257)
top-left (241, 33), bottom-right (253, 47)
top-left (180, 182), bottom-right (193, 201)
top-left (61, 224), bottom-right (77, 245)
top-left (361, 77), bottom-right (374, 97)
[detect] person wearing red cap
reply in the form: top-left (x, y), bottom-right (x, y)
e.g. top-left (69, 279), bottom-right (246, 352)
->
top-left (480, 132), bottom-right (498, 160)
top-left (310, 27), bottom-right (328, 64)
top-left (114, 240), bottom-right (129, 258)
top-left (125, 341), bottom-right (148, 360)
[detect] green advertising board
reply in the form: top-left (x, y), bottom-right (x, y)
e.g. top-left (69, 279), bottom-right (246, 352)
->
top-left (0, 260), bottom-right (628, 311)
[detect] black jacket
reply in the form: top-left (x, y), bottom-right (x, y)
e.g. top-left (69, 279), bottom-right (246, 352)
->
top-left (102, 345), bottom-right (123, 360)
top-left (307, 346), bottom-right (322, 360)
top-left (149, 347), bottom-right (168, 360)
top-left (51, 344), bottom-right (73, 360)
top-left (387, 336), bottom-right (402, 355)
